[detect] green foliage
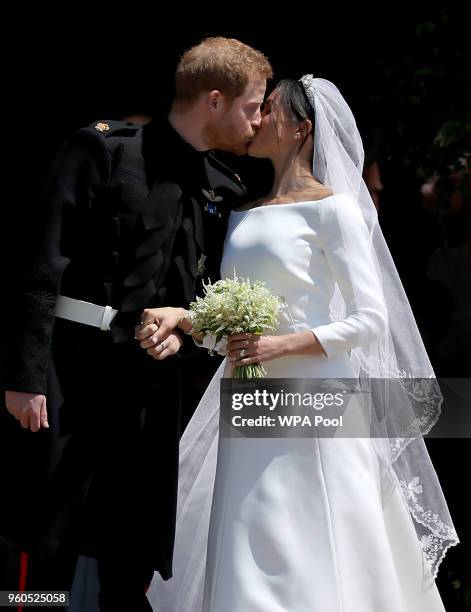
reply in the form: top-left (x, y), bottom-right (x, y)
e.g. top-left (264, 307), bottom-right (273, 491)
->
top-left (365, 7), bottom-right (469, 186)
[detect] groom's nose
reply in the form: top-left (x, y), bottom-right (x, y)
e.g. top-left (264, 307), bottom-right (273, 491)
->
top-left (251, 109), bottom-right (262, 129)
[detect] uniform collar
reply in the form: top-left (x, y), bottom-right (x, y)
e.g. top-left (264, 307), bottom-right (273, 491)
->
top-left (142, 114), bottom-right (246, 201)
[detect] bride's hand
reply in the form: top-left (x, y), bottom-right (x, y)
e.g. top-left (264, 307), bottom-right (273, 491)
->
top-left (135, 307), bottom-right (189, 349)
top-left (227, 333), bottom-right (284, 365)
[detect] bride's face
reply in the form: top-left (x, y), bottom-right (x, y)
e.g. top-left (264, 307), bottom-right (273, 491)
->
top-left (247, 88), bottom-right (298, 159)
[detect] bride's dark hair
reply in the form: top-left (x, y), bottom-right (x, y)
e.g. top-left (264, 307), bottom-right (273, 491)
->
top-left (274, 79), bottom-right (315, 155)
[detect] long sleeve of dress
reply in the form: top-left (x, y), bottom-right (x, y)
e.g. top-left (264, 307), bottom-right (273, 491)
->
top-left (311, 195), bottom-right (387, 359)
top-left (4, 128), bottom-right (112, 394)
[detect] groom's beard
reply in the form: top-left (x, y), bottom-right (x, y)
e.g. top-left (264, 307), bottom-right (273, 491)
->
top-left (204, 121), bottom-right (255, 156)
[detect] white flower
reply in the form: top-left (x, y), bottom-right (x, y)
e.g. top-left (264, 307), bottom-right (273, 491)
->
top-left (189, 272), bottom-right (284, 340)
top-left (406, 476), bottom-right (423, 499)
top-left (420, 534), bottom-right (434, 551)
top-left (188, 273), bottom-right (285, 378)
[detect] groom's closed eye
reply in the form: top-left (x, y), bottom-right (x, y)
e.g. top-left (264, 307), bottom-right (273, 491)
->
top-left (245, 103), bottom-right (263, 117)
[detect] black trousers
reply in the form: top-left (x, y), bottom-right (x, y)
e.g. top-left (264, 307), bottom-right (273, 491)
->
top-left (97, 555), bottom-right (154, 612)
top-left (21, 538), bottom-right (154, 611)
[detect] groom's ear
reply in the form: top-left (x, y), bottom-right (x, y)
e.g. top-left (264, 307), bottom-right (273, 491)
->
top-left (208, 90), bottom-right (223, 112)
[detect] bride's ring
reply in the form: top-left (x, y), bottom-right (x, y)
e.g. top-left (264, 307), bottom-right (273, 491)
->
top-left (240, 349), bottom-right (246, 358)
top-left (160, 341), bottom-right (166, 351)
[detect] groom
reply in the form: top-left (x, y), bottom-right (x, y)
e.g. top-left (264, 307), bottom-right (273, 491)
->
top-left (2, 37), bottom-right (271, 611)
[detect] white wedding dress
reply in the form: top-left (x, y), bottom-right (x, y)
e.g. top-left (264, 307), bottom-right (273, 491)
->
top-left (147, 195), bottom-right (446, 611)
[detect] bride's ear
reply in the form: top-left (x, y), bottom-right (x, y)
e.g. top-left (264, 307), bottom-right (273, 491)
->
top-left (295, 119), bottom-right (313, 141)
top-left (302, 119), bottom-right (313, 138)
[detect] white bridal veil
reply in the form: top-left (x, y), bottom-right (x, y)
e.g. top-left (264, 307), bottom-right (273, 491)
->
top-left (300, 76), bottom-right (458, 585)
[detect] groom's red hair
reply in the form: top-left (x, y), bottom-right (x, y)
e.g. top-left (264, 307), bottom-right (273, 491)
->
top-left (174, 37), bottom-right (272, 108)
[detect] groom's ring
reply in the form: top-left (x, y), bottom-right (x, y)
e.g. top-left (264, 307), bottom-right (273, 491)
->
top-left (160, 341), bottom-right (166, 350)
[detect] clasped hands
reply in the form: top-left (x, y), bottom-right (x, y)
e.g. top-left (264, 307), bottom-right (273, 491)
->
top-left (134, 307), bottom-right (188, 360)
top-left (5, 309), bottom-right (286, 433)
top-left (134, 307), bottom-right (285, 364)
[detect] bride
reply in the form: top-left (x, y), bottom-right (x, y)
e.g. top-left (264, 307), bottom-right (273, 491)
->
top-left (139, 76), bottom-right (458, 611)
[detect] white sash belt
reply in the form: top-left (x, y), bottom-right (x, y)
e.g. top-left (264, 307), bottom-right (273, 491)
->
top-left (55, 295), bottom-right (118, 331)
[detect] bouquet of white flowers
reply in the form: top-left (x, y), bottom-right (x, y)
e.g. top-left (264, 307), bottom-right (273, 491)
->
top-left (188, 274), bottom-right (284, 378)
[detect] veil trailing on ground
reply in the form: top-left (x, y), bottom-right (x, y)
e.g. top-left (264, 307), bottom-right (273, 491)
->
top-left (300, 75), bottom-right (458, 584)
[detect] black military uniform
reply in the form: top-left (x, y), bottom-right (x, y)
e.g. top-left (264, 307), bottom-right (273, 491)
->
top-left (1, 116), bottom-right (246, 610)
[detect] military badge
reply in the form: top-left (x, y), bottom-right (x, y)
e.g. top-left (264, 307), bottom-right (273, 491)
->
top-left (203, 202), bottom-right (223, 218)
top-left (202, 188), bottom-right (223, 203)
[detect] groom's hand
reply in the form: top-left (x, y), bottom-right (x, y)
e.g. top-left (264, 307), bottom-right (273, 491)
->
top-left (5, 391), bottom-right (49, 432)
top-left (142, 330), bottom-right (184, 360)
